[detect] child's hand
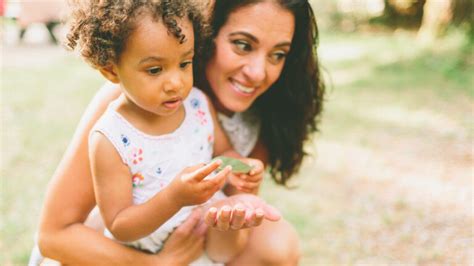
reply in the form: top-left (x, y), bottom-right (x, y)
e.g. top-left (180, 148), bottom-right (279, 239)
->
top-left (167, 160), bottom-right (231, 207)
top-left (204, 194), bottom-right (281, 231)
top-left (228, 158), bottom-right (264, 193)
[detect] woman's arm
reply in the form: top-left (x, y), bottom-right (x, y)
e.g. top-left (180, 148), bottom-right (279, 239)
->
top-left (37, 83), bottom-right (159, 264)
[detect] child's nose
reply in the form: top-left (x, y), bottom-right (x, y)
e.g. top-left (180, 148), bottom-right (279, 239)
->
top-left (163, 72), bottom-right (183, 93)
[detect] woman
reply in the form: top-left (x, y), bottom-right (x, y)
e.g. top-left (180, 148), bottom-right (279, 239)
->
top-left (38, 0), bottom-right (324, 265)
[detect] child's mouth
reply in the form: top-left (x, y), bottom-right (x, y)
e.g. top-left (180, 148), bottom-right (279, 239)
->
top-left (163, 99), bottom-right (182, 109)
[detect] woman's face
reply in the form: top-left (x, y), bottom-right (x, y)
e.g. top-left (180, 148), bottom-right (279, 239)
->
top-left (205, 1), bottom-right (295, 114)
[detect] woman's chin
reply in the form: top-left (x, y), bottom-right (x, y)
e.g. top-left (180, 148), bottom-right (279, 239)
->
top-left (223, 101), bottom-right (253, 114)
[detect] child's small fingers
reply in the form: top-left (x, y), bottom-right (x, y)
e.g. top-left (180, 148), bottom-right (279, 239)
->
top-left (185, 160), bottom-right (222, 182)
top-left (237, 181), bottom-right (260, 191)
top-left (247, 172), bottom-right (264, 182)
top-left (207, 165), bottom-right (231, 184)
top-left (248, 160), bottom-right (264, 175)
top-left (239, 174), bottom-right (249, 180)
top-left (202, 166), bottom-right (231, 192)
top-left (237, 187), bottom-right (254, 193)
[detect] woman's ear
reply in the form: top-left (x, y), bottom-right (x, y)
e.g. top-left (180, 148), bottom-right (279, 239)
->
top-left (99, 64), bottom-right (120, 84)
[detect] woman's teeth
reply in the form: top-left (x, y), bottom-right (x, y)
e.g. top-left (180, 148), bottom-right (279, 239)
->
top-left (233, 82), bottom-right (255, 94)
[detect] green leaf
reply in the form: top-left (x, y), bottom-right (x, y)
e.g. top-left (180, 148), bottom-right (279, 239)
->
top-left (213, 156), bottom-right (254, 174)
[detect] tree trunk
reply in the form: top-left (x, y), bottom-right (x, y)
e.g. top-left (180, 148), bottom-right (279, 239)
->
top-left (417, 0), bottom-right (454, 44)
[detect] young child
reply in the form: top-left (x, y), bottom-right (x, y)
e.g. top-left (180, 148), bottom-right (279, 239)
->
top-left (65, 0), bottom-right (264, 262)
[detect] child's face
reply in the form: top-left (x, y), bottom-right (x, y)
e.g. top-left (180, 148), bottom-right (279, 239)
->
top-left (112, 15), bottom-right (195, 117)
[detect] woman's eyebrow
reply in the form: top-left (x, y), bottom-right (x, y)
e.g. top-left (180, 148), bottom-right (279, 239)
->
top-left (229, 31), bottom-right (291, 48)
top-left (275, 42), bottom-right (291, 48)
top-left (229, 31), bottom-right (258, 43)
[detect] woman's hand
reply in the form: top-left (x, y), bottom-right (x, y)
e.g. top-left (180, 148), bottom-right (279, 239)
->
top-left (204, 194), bottom-right (281, 231)
top-left (228, 158), bottom-right (264, 193)
top-left (167, 160), bottom-right (231, 207)
top-left (155, 209), bottom-right (208, 265)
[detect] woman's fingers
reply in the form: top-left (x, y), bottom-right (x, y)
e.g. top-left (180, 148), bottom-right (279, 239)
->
top-left (261, 204), bottom-right (281, 221)
top-left (216, 205), bottom-right (232, 231)
top-left (194, 220), bottom-right (209, 237)
top-left (244, 209), bottom-right (256, 227)
top-left (204, 207), bottom-right (217, 226)
top-left (254, 208), bottom-right (265, 226)
top-left (175, 208), bottom-right (202, 236)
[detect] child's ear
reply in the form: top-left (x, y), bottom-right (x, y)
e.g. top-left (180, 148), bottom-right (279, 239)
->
top-left (99, 64), bottom-right (120, 84)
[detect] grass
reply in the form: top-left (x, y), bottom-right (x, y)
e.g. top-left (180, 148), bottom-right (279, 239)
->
top-left (2, 28), bottom-right (473, 265)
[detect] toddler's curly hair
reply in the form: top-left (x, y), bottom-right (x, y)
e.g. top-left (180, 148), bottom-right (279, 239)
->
top-left (66, 0), bottom-right (208, 68)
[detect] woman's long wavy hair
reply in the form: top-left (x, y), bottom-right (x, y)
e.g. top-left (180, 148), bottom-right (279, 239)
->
top-left (195, 0), bottom-right (325, 186)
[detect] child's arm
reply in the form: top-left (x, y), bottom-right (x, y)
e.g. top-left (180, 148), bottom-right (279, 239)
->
top-left (204, 96), bottom-right (264, 195)
top-left (89, 133), bottom-right (230, 242)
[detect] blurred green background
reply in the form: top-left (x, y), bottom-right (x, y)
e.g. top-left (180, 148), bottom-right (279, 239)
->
top-left (1, 0), bottom-right (473, 265)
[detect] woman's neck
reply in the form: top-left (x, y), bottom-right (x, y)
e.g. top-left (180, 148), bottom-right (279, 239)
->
top-left (214, 99), bottom-right (234, 117)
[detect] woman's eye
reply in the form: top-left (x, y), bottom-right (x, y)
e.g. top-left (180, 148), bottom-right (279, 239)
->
top-left (270, 51), bottom-right (287, 64)
top-left (232, 40), bottom-right (251, 52)
top-left (180, 60), bottom-right (192, 69)
top-left (147, 66), bottom-right (162, 75)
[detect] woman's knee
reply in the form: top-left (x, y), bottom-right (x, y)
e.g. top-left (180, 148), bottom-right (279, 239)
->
top-left (249, 219), bottom-right (301, 265)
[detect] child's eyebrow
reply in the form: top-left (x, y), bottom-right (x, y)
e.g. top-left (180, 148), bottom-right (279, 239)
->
top-left (138, 48), bottom-right (194, 65)
top-left (181, 48), bottom-right (194, 58)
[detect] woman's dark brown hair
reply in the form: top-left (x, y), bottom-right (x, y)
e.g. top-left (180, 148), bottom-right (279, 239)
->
top-left (196, 0), bottom-right (325, 186)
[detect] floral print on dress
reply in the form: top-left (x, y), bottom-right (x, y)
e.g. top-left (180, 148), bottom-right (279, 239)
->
top-left (128, 147), bottom-right (144, 165)
top-left (195, 109), bottom-right (208, 126)
top-left (121, 134), bottom-right (130, 147)
top-left (190, 97), bottom-right (208, 125)
top-left (190, 98), bottom-right (200, 109)
top-left (132, 173), bottom-right (144, 188)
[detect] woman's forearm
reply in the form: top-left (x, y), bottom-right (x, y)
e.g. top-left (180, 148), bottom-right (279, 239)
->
top-left (39, 223), bottom-right (158, 265)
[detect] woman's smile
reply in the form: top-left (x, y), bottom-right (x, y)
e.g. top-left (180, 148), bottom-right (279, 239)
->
top-left (229, 78), bottom-right (256, 96)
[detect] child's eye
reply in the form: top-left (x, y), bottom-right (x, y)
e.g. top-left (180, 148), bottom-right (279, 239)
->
top-left (232, 40), bottom-right (251, 52)
top-left (269, 51), bottom-right (287, 64)
top-left (147, 66), bottom-right (162, 75)
top-left (180, 60), bottom-right (192, 69)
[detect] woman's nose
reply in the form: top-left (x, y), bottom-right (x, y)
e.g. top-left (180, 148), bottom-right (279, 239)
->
top-left (242, 54), bottom-right (266, 85)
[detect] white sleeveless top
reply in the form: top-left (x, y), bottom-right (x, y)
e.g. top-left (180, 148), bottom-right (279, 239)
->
top-left (217, 108), bottom-right (261, 157)
top-left (90, 87), bottom-right (223, 253)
